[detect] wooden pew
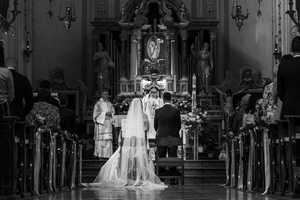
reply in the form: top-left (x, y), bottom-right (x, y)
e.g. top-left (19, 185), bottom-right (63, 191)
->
top-left (285, 115), bottom-right (300, 198)
top-left (275, 120), bottom-right (289, 196)
top-left (0, 117), bottom-right (18, 196)
top-left (269, 122), bottom-right (279, 194)
top-left (253, 127), bottom-right (264, 192)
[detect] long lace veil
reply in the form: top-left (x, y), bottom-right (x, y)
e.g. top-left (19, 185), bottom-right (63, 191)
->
top-left (120, 98), bottom-right (164, 186)
top-left (92, 98), bottom-right (166, 188)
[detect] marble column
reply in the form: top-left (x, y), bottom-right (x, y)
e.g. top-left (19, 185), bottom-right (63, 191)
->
top-left (133, 29), bottom-right (142, 77)
top-left (180, 29), bottom-right (188, 79)
top-left (209, 30), bottom-right (217, 86)
top-left (164, 30), bottom-right (171, 77)
top-left (179, 29), bottom-right (189, 94)
top-left (120, 30), bottom-right (128, 78)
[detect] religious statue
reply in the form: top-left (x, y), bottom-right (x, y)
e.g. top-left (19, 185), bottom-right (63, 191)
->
top-left (191, 42), bottom-right (213, 92)
top-left (213, 87), bottom-right (247, 129)
top-left (93, 43), bottom-right (114, 92)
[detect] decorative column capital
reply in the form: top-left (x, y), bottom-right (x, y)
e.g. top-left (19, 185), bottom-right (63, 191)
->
top-left (209, 30), bottom-right (217, 40)
top-left (133, 29), bottom-right (142, 40)
top-left (164, 30), bottom-right (172, 40)
top-left (180, 29), bottom-right (188, 40)
top-left (120, 30), bottom-right (129, 41)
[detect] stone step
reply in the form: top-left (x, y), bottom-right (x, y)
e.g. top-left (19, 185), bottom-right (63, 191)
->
top-left (81, 159), bottom-right (226, 184)
top-left (82, 175), bottom-right (226, 185)
top-left (185, 175), bottom-right (226, 185)
top-left (184, 167), bottom-right (226, 176)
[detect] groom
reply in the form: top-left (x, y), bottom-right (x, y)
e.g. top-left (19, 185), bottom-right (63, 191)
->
top-left (154, 92), bottom-right (181, 184)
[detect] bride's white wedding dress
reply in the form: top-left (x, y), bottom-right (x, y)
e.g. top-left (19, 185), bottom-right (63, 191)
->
top-left (88, 98), bottom-right (167, 188)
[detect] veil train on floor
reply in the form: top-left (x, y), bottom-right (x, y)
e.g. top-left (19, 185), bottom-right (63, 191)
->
top-left (88, 98), bottom-right (167, 189)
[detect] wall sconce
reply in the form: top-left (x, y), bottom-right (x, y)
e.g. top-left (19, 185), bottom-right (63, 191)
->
top-left (0, 0), bottom-right (21, 37)
top-left (286, 0), bottom-right (300, 34)
top-left (24, 32), bottom-right (33, 62)
top-left (231, 0), bottom-right (249, 31)
top-left (58, 5), bottom-right (76, 31)
top-left (273, 35), bottom-right (282, 63)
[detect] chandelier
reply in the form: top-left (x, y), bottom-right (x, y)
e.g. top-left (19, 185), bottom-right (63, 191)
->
top-left (58, 0), bottom-right (76, 31)
top-left (231, 0), bottom-right (249, 31)
top-left (0, 0), bottom-right (21, 37)
top-left (286, 0), bottom-right (300, 34)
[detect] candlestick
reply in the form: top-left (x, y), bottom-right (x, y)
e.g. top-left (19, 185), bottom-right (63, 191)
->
top-left (221, 120), bottom-right (225, 130)
top-left (275, 35), bottom-right (278, 45)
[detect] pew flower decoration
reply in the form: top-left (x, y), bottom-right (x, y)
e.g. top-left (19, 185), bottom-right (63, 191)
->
top-left (222, 131), bottom-right (234, 143)
top-left (239, 123), bottom-right (257, 138)
top-left (34, 114), bottom-right (46, 129)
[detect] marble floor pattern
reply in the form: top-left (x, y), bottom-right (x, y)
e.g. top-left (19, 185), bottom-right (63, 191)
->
top-left (15, 185), bottom-right (298, 200)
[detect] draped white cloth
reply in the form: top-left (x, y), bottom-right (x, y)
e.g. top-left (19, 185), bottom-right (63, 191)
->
top-left (89, 98), bottom-right (167, 189)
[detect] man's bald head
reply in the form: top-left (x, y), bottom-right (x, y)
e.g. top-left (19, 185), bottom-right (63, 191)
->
top-left (5, 57), bottom-right (18, 70)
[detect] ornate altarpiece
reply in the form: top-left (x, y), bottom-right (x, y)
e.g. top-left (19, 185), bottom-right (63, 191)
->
top-left (91, 0), bottom-right (218, 98)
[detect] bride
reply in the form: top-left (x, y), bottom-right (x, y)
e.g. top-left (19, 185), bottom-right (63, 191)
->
top-left (88, 98), bottom-right (167, 188)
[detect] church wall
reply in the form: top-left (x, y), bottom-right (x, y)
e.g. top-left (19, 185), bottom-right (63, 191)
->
top-left (226, 0), bottom-right (275, 86)
top-left (31, 0), bottom-right (85, 88)
top-left (28, 0), bottom-right (296, 93)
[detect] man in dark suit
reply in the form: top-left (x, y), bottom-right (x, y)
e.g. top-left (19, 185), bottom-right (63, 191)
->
top-left (34, 80), bottom-right (60, 108)
top-left (277, 36), bottom-right (300, 119)
top-left (58, 94), bottom-right (77, 135)
top-left (6, 57), bottom-right (33, 121)
top-left (154, 92), bottom-right (181, 184)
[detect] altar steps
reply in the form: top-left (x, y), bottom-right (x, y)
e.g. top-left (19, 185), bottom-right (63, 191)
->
top-left (81, 159), bottom-right (226, 185)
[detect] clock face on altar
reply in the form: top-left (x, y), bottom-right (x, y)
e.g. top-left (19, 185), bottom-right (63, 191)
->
top-left (147, 35), bottom-right (163, 62)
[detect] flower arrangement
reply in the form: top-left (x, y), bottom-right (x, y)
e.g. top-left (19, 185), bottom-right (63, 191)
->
top-left (31, 113), bottom-right (85, 145)
top-left (112, 96), bottom-right (133, 114)
top-left (182, 105), bottom-right (211, 146)
top-left (173, 95), bottom-right (192, 114)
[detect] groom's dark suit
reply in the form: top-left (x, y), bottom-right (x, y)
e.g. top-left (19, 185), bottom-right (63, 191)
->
top-left (154, 103), bottom-right (181, 158)
top-left (277, 56), bottom-right (300, 119)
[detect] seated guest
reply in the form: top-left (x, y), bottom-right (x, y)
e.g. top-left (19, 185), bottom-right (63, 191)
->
top-left (232, 93), bottom-right (251, 135)
top-left (34, 80), bottom-right (60, 108)
top-left (277, 36), bottom-right (300, 119)
top-left (6, 57), bottom-right (34, 121)
top-left (58, 94), bottom-right (77, 135)
top-left (273, 54), bottom-right (293, 120)
top-left (0, 41), bottom-right (14, 116)
top-left (26, 88), bottom-right (60, 130)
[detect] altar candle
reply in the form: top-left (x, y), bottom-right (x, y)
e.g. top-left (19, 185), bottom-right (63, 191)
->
top-left (134, 76), bottom-right (137, 92)
top-left (173, 75), bottom-right (176, 92)
top-left (100, 76), bottom-right (103, 92)
top-left (205, 75), bottom-right (208, 93)
top-left (221, 120), bottom-right (225, 130)
top-left (192, 74), bottom-right (196, 89)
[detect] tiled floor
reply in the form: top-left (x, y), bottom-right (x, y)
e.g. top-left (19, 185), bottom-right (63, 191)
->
top-left (19, 185), bottom-right (297, 200)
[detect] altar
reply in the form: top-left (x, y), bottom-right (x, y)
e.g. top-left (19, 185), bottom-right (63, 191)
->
top-left (112, 114), bottom-right (207, 161)
top-left (91, 0), bottom-right (218, 98)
